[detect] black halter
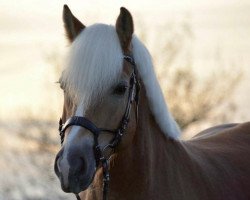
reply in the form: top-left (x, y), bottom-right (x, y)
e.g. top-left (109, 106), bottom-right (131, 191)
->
top-left (58, 55), bottom-right (140, 200)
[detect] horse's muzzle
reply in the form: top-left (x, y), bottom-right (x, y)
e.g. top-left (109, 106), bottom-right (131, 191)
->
top-left (54, 146), bottom-right (96, 194)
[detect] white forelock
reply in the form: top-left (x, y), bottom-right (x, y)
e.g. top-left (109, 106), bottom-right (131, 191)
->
top-left (61, 23), bottom-right (180, 139)
top-left (61, 24), bottom-right (123, 111)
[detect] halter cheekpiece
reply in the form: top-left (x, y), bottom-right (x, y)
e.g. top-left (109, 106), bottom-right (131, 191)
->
top-left (58, 55), bottom-right (140, 200)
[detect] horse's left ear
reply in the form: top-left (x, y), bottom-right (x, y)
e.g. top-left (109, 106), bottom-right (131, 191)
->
top-left (63, 4), bottom-right (85, 43)
top-left (116, 7), bottom-right (134, 53)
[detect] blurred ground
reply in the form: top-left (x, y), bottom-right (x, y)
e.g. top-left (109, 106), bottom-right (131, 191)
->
top-left (0, 120), bottom-right (73, 200)
top-left (1, 0), bottom-right (250, 199)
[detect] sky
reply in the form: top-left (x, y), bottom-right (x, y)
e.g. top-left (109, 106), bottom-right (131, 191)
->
top-left (0, 0), bottom-right (250, 120)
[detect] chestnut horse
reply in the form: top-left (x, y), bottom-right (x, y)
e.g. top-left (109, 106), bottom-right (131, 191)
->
top-left (54, 5), bottom-right (250, 200)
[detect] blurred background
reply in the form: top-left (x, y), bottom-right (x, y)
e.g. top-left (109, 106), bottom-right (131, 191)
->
top-left (0, 0), bottom-right (250, 199)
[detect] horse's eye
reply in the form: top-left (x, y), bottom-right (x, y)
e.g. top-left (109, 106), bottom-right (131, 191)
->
top-left (113, 83), bottom-right (128, 95)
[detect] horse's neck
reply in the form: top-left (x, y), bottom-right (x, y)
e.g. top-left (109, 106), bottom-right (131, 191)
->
top-left (105, 87), bottom-right (190, 199)
top-left (81, 87), bottom-right (250, 200)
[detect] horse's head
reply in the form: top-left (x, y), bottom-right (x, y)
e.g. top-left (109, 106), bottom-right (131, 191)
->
top-left (54, 5), bottom-right (139, 194)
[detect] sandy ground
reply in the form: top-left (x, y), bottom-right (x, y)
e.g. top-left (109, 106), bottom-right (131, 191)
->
top-left (0, 120), bottom-right (74, 200)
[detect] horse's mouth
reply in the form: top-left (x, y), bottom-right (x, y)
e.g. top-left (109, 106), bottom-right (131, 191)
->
top-left (56, 167), bottom-right (96, 194)
top-left (63, 167), bottom-right (96, 194)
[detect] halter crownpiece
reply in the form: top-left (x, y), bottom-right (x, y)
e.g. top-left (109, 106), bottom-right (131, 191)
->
top-left (58, 55), bottom-right (140, 200)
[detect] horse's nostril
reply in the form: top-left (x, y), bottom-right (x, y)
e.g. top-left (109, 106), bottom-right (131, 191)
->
top-left (54, 148), bottom-right (64, 176)
top-left (68, 158), bottom-right (85, 186)
top-left (70, 157), bottom-right (87, 176)
top-left (78, 158), bottom-right (86, 174)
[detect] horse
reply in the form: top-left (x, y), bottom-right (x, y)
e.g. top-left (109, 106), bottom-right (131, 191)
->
top-left (54, 5), bottom-right (250, 200)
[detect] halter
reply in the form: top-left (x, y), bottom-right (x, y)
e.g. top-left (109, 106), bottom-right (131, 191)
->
top-left (58, 55), bottom-right (140, 200)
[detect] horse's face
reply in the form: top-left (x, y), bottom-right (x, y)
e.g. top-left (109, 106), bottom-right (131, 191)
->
top-left (55, 67), bottom-right (137, 193)
top-left (54, 6), bottom-right (135, 194)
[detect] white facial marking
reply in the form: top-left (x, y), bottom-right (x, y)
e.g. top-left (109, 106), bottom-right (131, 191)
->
top-left (66, 104), bottom-right (85, 143)
top-left (58, 156), bottom-right (70, 186)
top-left (59, 104), bottom-right (85, 187)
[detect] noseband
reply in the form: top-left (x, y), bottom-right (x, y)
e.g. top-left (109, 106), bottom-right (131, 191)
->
top-left (58, 55), bottom-right (140, 200)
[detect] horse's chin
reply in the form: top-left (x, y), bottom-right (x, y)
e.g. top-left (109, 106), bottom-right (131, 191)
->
top-left (61, 165), bottom-right (96, 194)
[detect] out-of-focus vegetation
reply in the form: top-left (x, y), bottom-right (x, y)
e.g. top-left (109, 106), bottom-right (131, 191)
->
top-left (166, 67), bottom-right (240, 129)
top-left (137, 20), bottom-right (241, 131)
top-left (154, 21), bottom-right (241, 130)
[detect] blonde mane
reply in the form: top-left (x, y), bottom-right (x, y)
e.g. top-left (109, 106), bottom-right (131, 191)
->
top-left (61, 23), bottom-right (180, 139)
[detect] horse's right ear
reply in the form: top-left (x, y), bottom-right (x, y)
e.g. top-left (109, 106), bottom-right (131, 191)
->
top-left (63, 4), bottom-right (85, 43)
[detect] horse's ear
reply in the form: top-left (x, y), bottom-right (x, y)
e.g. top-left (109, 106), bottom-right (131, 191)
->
top-left (63, 4), bottom-right (85, 43)
top-left (116, 7), bottom-right (134, 53)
